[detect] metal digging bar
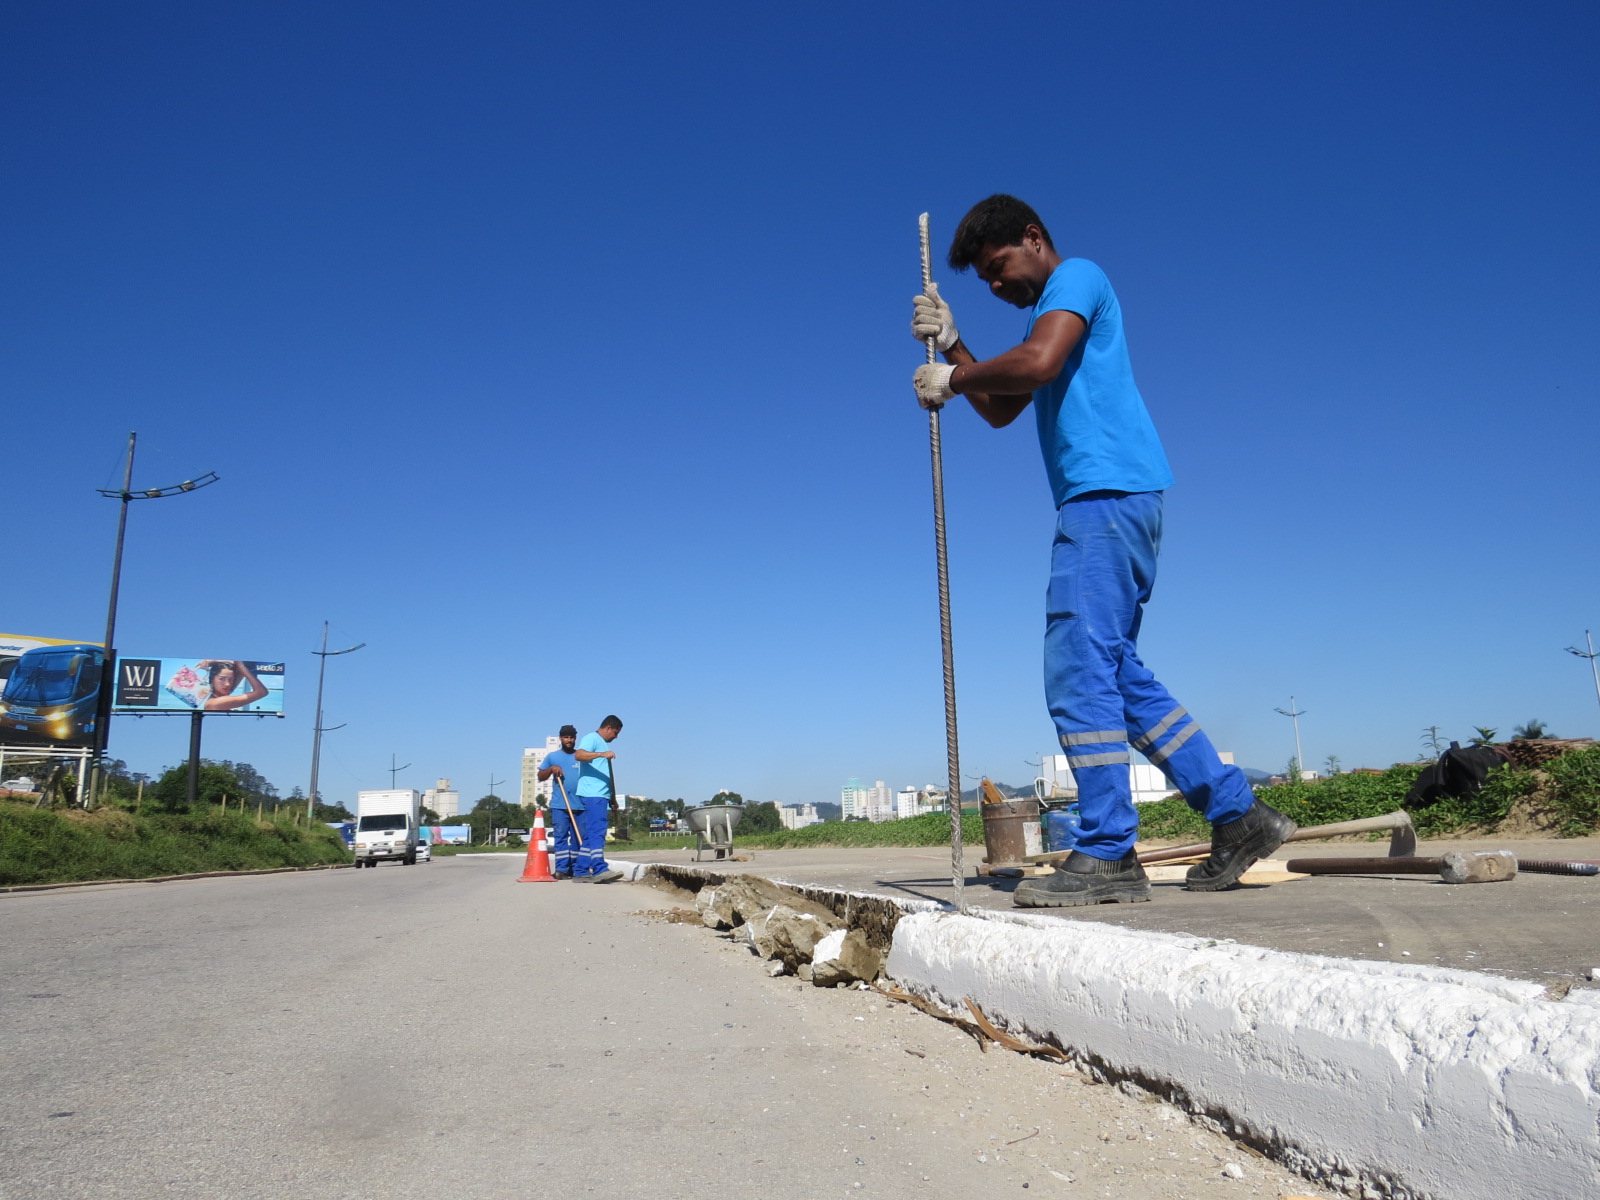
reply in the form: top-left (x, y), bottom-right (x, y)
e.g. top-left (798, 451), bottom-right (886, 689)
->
top-left (920, 211), bottom-right (965, 912)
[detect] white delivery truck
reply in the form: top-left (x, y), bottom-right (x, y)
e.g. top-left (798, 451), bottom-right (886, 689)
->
top-left (353, 789), bottom-right (421, 867)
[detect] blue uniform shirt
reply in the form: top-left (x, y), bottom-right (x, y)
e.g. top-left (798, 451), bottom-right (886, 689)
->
top-left (575, 732), bottom-right (613, 799)
top-left (1025, 259), bottom-right (1174, 506)
top-left (543, 747), bottom-right (583, 810)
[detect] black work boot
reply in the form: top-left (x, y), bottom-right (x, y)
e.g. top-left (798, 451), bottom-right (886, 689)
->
top-left (1184, 800), bottom-right (1297, 891)
top-left (1014, 850), bottom-right (1151, 908)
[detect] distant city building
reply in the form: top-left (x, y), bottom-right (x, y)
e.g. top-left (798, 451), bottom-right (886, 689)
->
top-left (895, 785), bottom-right (944, 819)
top-left (1038, 750), bottom-right (1234, 804)
top-left (840, 777), bottom-right (868, 819)
top-left (422, 777), bottom-right (460, 818)
top-left (521, 737), bottom-right (560, 807)
top-left (780, 803), bottom-right (822, 830)
top-left (862, 780), bottom-right (895, 823)
top-left (841, 778), bottom-right (896, 822)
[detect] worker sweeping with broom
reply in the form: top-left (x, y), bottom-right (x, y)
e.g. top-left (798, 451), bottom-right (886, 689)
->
top-left (911, 195), bottom-right (1294, 906)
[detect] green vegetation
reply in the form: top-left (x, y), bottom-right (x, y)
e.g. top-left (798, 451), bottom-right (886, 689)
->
top-left (0, 801), bottom-right (349, 886)
top-left (1136, 746), bottom-right (1600, 841)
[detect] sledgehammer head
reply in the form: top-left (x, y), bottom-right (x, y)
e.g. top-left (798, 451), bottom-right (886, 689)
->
top-left (1440, 849), bottom-right (1517, 884)
top-left (1388, 814), bottom-right (1418, 858)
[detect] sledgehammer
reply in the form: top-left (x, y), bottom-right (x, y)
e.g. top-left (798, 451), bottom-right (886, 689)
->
top-left (1284, 849), bottom-right (1518, 884)
top-left (1120, 810), bottom-right (1419, 867)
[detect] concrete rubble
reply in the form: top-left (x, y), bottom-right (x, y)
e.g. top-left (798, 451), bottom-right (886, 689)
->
top-left (691, 873), bottom-right (882, 984)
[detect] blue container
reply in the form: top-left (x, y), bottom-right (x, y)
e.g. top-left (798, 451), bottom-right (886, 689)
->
top-left (1042, 803), bottom-right (1082, 854)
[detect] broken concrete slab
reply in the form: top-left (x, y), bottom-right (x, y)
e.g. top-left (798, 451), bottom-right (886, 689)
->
top-left (750, 904), bottom-right (841, 972)
top-left (811, 927), bottom-right (884, 987)
top-left (707, 873), bottom-right (839, 930)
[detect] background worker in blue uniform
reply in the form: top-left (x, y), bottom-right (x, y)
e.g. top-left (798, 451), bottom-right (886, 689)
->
top-left (573, 715), bottom-right (624, 883)
top-left (536, 724), bottom-right (582, 877)
top-left (911, 194), bottom-right (1295, 907)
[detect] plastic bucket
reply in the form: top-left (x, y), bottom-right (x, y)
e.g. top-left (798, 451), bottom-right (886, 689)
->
top-left (1041, 802), bottom-right (1083, 854)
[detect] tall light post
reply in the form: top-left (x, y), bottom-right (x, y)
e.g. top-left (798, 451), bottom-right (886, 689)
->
top-left (90, 432), bottom-right (219, 806)
top-left (1274, 697), bottom-right (1307, 779)
top-left (307, 622), bottom-right (365, 821)
top-left (388, 753), bottom-right (412, 788)
top-left (1567, 631), bottom-right (1600, 727)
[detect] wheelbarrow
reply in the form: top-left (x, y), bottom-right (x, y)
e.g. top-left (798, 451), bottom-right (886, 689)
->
top-left (686, 803), bottom-right (744, 861)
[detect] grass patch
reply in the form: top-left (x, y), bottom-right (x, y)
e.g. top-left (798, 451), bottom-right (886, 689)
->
top-left (0, 802), bottom-right (350, 886)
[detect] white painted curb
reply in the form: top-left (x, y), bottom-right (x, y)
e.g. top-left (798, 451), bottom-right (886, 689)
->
top-left (888, 909), bottom-right (1600, 1200)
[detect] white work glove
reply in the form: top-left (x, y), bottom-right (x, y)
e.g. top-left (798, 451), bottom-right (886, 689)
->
top-left (911, 282), bottom-right (959, 352)
top-left (913, 363), bottom-right (957, 409)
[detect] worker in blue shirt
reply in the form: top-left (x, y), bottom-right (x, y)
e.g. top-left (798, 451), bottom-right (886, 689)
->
top-left (536, 724), bottom-right (582, 877)
top-left (573, 715), bottom-right (624, 883)
top-left (911, 194), bottom-right (1294, 907)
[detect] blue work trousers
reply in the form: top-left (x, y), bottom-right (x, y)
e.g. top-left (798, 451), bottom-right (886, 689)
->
top-left (574, 801), bottom-right (611, 876)
top-left (1045, 491), bottom-right (1255, 859)
top-left (550, 803), bottom-right (581, 875)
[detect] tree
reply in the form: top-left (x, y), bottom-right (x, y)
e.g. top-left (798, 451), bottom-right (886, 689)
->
top-left (147, 760), bottom-right (255, 811)
top-left (1513, 719), bottom-right (1551, 740)
top-left (461, 794), bottom-right (524, 844)
top-left (1323, 755), bottom-right (1342, 776)
top-left (710, 790), bottom-right (744, 806)
top-left (221, 761), bottom-right (279, 803)
top-left (740, 801), bottom-right (782, 834)
top-left (420, 806), bottom-right (442, 824)
top-left (314, 800), bottom-right (353, 821)
top-left (1469, 726), bottom-right (1499, 747)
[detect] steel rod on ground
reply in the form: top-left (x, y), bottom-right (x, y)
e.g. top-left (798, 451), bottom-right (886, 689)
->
top-left (919, 211), bottom-right (964, 912)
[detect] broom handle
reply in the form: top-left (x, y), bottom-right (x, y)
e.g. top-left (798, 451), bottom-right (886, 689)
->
top-left (555, 775), bottom-right (582, 846)
top-left (920, 211), bottom-right (964, 912)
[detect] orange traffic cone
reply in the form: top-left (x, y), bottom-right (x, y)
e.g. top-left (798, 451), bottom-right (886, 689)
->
top-left (517, 809), bottom-right (556, 883)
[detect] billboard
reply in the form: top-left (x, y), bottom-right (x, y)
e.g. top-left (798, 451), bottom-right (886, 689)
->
top-left (0, 633), bottom-right (107, 748)
top-left (114, 658), bottom-right (285, 714)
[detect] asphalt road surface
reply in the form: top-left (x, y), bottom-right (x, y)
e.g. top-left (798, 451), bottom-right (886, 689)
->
top-left (1, 856), bottom-right (1335, 1199)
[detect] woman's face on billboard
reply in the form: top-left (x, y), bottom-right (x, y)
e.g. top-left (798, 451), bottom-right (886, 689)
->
top-left (211, 665), bottom-right (238, 695)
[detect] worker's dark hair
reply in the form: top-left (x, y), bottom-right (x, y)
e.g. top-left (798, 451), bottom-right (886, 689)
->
top-left (600, 715), bottom-right (623, 731)
top-left (558, 724), bottom-right (577, 737)
top-left (947, 194), bottom-right (1055, 271)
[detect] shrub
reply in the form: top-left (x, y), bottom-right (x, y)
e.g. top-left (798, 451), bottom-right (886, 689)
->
top-left (0, 802), bottom-right (349, 886)
top-left (1542, 746), bottom-right (1600, 837)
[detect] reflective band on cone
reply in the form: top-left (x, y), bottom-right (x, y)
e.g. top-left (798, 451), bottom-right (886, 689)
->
top-left (517, 810), bottom-right (556, 883)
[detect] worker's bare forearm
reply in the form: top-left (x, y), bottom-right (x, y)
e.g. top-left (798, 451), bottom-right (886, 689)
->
top-left (941, 341), bottom-right (1034, 428)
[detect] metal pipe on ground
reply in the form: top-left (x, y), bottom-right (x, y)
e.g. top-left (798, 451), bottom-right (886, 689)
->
top-left (1284, 849), bottom-right (1517, 884)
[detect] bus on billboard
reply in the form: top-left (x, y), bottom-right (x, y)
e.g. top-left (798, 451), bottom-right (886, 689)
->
top-left (114, 658), bottom-right (285, 714)
top-left (0, 634), bottom-right (107, 748)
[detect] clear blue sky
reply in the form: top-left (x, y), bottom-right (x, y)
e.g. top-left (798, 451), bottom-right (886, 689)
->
top-left (5, 2), bottom-right (1597, 807)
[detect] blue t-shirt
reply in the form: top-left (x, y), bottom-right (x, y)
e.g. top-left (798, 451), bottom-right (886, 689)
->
top-left (542, 748), bottom-right (583, 810)
top-left (1025, 259), bottom-right (1174, 506)
top-left (575, 732), bottom-right (613, 799)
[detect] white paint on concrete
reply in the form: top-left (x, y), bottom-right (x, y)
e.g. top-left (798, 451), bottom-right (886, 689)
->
top-left (887, 909), bottom-right (1600, 1200)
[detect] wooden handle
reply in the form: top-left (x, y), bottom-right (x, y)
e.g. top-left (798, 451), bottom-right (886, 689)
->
top-left (1131, 811), bottom-right (1414, 866)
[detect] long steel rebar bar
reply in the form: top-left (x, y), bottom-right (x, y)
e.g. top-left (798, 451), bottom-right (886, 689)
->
top-left (919, 212), bottom-right (964, 912)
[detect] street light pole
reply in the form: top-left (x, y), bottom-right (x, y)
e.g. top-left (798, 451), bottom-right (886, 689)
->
top-left (307, 622), bottom-right (365, 821)
top-left (1274, 697), bottom-right (1307, 779)
top-left (89, 434), bottom-right (219, 807)
top-left (1567, 631), bottom-right (1600, 727)
top-left (388, 753), bottom-right (412, 788)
